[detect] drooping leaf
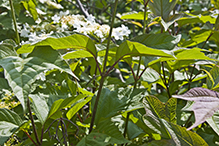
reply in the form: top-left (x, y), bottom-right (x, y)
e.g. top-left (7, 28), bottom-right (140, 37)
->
top-left (0, 46), bottom-right (77, 111)
top-left (142, 96), bottom-right (177, 139)
top-left (29, 94), bottom-right (49, 124)
top-left (173, 87), bottom-right (219, 130)
top-left (17, 34), bottom-right (97, 57)
top-left (47, 94), bottom-right (87, 120)
top-left (77, 119), bottom-right (129, 146)
top-left (148, 0), bottom-right (177, 21)
top-left (116, 40), bottom-right (174, 64)
top-left (161, 119), bottom-right (208, 146)
top-left (0, 108), bottom-right (23, 145)
top-left (66, 96), bottom-right (92, 120)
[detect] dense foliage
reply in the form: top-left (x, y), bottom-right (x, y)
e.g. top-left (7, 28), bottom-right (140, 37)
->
top-left (0, 0), bottom-right (219, 145)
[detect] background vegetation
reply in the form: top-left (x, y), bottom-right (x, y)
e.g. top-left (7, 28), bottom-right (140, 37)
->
top-left (0, 0), bottom-right (219, 145)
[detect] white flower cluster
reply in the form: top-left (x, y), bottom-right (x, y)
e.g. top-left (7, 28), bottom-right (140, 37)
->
top-left (20, 10), bottom-right (131, 44)
top-left (59, 13), bottom-right (131, 41)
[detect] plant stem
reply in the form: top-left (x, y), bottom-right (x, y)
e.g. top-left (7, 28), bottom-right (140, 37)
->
top-left (122, 1), bottom-right (150, 141)
top-left (103, 0), bottom-right (118, 73)
top-left (201, 32), bottom-right (213, 49)
top-left (143, 0), bottom-right (150, 34)
top-left (184, 112), bottom-right (193, 128)
top-left (89, 0), bottom-right (119, 133)
top-left (24, 131), bottom-right (38, 146)
top-left (9, 0), bottom-right (20, 46)
top-left (89, 77), bottom-right (104, 133)
top-left (161, 62), bottom-right (171, 98)
top-left (27, 97), bottom-right (41, 145)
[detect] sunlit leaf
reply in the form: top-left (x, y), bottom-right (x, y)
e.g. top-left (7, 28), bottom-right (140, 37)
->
top-left (17, 34), bottom-right (97, 57)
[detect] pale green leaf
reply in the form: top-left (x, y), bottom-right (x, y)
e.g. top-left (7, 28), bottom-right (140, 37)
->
top-left (0, 108), bottom-right (23, 145)
top-left (17, 34), bottom-right (97, 57)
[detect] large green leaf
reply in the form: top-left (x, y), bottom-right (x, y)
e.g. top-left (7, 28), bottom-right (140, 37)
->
top-left (0, 46), bottom-right (77, 111)
top-left (0, 108), bottom-right (23, 145)
top-left (133, 33), bottom-right (181, 50)
top-left (77, 119), bottom-right (129, 146)
top-left (116, 40), bottom-right (174, 64)
top-left (29, 94), bottom-right (49, 124)
top-left (173, 87), bottom-right (219, 131)
top-left (17, 34), bottom-right (97, 57)
top-left (148, 0), bottom-right (177, 21)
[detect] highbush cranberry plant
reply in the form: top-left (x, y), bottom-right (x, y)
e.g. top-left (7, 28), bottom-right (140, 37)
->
top-left (0, 0), bottom-right (219, 145)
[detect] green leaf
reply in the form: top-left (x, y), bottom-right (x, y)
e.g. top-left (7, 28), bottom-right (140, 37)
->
top-left (77, 119), bottom-right (129, 146)
top-left (133, 33), bottom-right (181, 50)
top-left (66, 96), bottom-right (92, 120)
top-left (116, 40), bottom-right (173, 64)
top-left (121, 11), bottom-right (145, 20)
top-left (182, 29), bottom-right (212, 47)
top-left (0, 39), bottom-right (17, 59)
top-left (17, 34), bottom-right (97, 57)
top-left (0, 108), bottom-right (23, 145)
top-left (47, 94), bottom-right (87, 120)
top-left (144, 96), bottom-right (177, 124)
top-left (206, 65), bottom-right (219, 90)
top-left (175, 48), bottom-right (214, 61)
top-left (29, 94), bottom-right (49, 124)
top-left (0, 46), bottom-right (77, 112)
top-left (92, 87), bottom-right (145, 124)
top-left (173, 87), bottom-right (219, 131)
top-left (63, 50), bottom-right (93, 59)
top-left (142, 96), bottom-right (177, 139)
top-left (148, 0), bottom-right (177, 21)
top-left (21, 0), bottom-right (38, 20)
top-left (161, 119), bottom-right (208, 146)
top-left (211, 0), bottom-right (219, 9)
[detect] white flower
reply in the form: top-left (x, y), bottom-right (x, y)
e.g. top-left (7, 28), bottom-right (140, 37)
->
top-left (59, 10), bottom-right (69, 17)
top-left (20, 23), bottom-right (31, 37)
top-left (112, 24), bottom-right (130, 40)
top-left (52, 14), bottom-right (61, 23)
top-left (94, 30), bottom-right (104, 38)
top-left (20, 28), bottom-right (30, 37)
top-left (35, 18), bottom-right (42, 24)
top-left (36, 8), bottom-right (46, 15)
top-left (87, 14), bottom-right (96, 24)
